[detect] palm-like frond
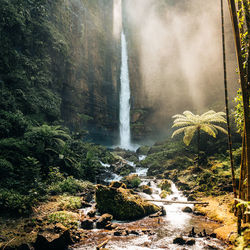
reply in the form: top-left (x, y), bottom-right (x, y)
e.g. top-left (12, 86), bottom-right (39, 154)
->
top-left (213, 125), bottom-right (228, 134)
top-left (200, 124), bottom-right (217, 138)
top-left (171, 127), bottom-right (186, 138)
top-left (171, 110), bottom-right (227, 145)
top-left (183, 126), bottom-right (197, 146)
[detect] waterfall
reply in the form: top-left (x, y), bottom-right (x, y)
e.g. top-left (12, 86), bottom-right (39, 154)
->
top-left (119, 31), bottom-right (132, 150)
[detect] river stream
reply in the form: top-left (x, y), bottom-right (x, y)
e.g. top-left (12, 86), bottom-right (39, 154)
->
top-left (74, 156), bottom-right (227, 250)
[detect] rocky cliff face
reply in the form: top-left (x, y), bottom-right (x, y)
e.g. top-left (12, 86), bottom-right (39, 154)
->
top-left (56, 0), bottom-right (120, 144)
top-left (0, 0), bottom-right (121, 145)
top-left (123, 0), bottom-right (238, 142)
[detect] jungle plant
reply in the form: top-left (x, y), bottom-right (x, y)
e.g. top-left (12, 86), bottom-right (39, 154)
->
top-left (171, 110), bottom-right (228, 166)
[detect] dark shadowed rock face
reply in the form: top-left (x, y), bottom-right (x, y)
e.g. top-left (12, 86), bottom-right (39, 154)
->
top-left (95, 184), bottom-right (160, 220)
top-left (52, 0), bottom-right (120, 144)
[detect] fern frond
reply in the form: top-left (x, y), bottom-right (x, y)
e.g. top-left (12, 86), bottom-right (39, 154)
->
top-left (172, 127), bottom-right (185, 138)
top-left (200, 124), bottom-right (217, 138)
top-left (213, 125), bottom-right (228, 135)
top-left (183, 126), bottom-right (196, 146)
top-left (172, 122), bottom-right (193, 128)
top-left (183, 111), bottom-right (195, 117)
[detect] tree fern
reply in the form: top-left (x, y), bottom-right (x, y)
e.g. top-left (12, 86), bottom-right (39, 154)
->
top-left (172, 110), bottom-right (227, 166)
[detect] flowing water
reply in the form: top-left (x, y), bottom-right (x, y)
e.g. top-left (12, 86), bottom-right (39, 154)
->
top-left (76, 158), bottom-right (227, 250)
top-left (119, 31), bottom-right (132, 150)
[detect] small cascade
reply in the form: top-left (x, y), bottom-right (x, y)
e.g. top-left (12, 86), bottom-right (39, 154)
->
top-left (119, 31), bottom-right (132, 150)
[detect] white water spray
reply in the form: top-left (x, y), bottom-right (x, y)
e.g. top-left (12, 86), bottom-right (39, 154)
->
top-left (119, 31), bottom-right (132, 150)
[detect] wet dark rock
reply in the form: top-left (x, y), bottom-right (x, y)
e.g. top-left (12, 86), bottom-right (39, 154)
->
top-left (114, 231), bottom-right (123, 236)
top-left (18, 244), bottom-right (31, 250)
top-left (130, 230), bottom-right (140, 235)
top-left (173, 237), bottom-right (186, 245)
top-left (160, 206), bottom-right (166, 216)
top-left (81, 219), bottom-right (94, 230)
top-left (186, 239), bottom-right (196, 246)
top-left (182, 207), bottom-right (193, 213)
top-left (140, 185), bottom-right (153, 195)
top-left (96, 213), bottom-right (113, 229)
top-left (210, 233), bottom-right (217, 238)
top-left (81, 201), bottom-right (92, 208)
top-left (34, 235), bottom-right (50, 250)
top-left (104, 223), bottom-right (117, 230)
top-left (193, 211), bottom-right (205, 216)
top-left (110, 181), bottom-right (127, 189)
top-left (176, 181), bottom-right (191, 191)
top-left (50, 230), bottom-right (74, 249)
top-left (87, 208), bottom-right (97, 217)
top-left (206, 245), bottom-right (219, 249)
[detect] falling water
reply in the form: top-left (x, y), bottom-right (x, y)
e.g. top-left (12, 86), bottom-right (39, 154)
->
top-left (119, 31), bottom-right (132, 150)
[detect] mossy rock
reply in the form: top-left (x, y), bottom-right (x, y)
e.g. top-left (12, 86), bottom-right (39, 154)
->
top-left (95, 185), bottom-right (160, 220)
top-left (109, 181), bottom-right (127, 189)
top-left (140, 185), bottom-right (153, 195)
top-left (160, 190), bottom-right (170, 199)
top-left (136, 146), bottom-right (150, 155)
top-left (122, 174), bottom-right (141, 188)
top-left (158, 179), bottom-right (172, 193)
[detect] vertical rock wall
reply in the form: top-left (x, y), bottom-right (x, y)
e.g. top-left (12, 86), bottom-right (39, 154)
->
top-left (56, 0), bottom-right (121, 144)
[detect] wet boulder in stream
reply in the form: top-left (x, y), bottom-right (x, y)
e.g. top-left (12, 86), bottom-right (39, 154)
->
top-left (95, 184), bottom-right (160, 220)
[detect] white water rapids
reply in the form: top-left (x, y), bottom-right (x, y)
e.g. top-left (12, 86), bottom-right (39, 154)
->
top-left (76, 156), bottom-right (226, 250)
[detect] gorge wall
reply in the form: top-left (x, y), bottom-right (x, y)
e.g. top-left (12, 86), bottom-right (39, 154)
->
top-left (0, 0), bottom-right (120, 145)
top-left (0, 0), bottom-right (239, 145)
top-left (123, 0), bottom-right (238, 142)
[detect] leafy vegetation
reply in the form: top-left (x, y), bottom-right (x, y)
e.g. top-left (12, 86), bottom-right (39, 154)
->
top-left (171, 110), bottom-right (228, 166)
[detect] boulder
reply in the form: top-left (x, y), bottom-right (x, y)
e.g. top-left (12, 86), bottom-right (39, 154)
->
top-left (50, 230), bottom-right (74, 249)
top-left (18, 244), bottom-right (31, 250)
top-left (136, 146), bottom-right (150, 155)
top-left (95, 184), bottom-right (160, 220)
top-left (121, 174), bottom-right (142, 188)
top-left (110, 181), bottom-right (127, 189)
top-left (81, 201), bottom-right (92, 208)
top-left (96, 213), bottom-right (113, 229)
top-left (158, 179), bottom-right (172, 193)
top-left (182, 207), bottom-right (193, 213)
top-left (81, 219), bottom-right (94, 230)
top-left (186, 239), bottom-right (195, 246)
top-left (34, 235), bottom-right (50, 250)
top-left (87, 208), bottom-right (97, 217)
top-left (140, 185), bottom-right (153, 195)
top-left (173, 237), bottom-right (186, 245)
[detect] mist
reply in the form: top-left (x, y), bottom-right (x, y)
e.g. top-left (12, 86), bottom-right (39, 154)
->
top-left (123, 0), bottom-right (238, 133)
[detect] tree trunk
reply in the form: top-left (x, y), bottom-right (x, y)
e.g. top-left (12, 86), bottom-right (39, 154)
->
top-left (197, 127), bottom-right (200, 168)
top-left (227, 0), bottom-right (250, 221)
top-left (220, 0), bottom-right (237, 199)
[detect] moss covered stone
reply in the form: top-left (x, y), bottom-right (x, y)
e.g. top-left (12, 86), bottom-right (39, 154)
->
top-left (95, 184), bottom-right (160, 220)
top-left (140, 185), bottom-right (153, 195)
top-left (122, 174), bottom-right (142, 188)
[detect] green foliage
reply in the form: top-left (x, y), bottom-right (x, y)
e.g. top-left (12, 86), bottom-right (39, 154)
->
top-left (58, 195), bottom-right (82, 211)
top-left (48, 177), bottom-right (94, 195)
top-left (233, 89), bottom-right (246, 134)
top-left (0, 110), bottom-right (29, 139)
top-left (47, 211), bottom-right (79, 227)
top-left (0, 188), bottom-right (37, 214)
top-left (122, 174), bottom-right (142, 189)
top-left (172, 110), bottom-right (227, 146)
